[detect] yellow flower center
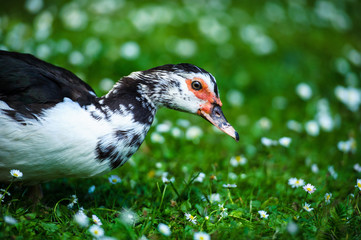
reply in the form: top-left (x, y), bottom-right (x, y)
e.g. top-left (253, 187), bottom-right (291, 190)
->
top-left (14, 173), bottom-right (18, 177)
top-left (262, 214), bottom-right (265, 217)
top-left (112, 179), bottom-right (117, 183)
top-left (307, 187), bottom-right (312, 191)
top-left (358, 182), bottom-right (361, 188)
top-left (326, 195), bottom-right (330, 200)
top-left (295, 180), bottom-right (299, 184)
top-left (190, 215), bottom-right (194, 220)
top-left (200, 237), bottom-right (204, 240)
top-left (94, 230), bottom-right (98, 235)
top-left (236, 156), bottom-right (241, 162)
top-left (305, 206), bottom-right (309, 210)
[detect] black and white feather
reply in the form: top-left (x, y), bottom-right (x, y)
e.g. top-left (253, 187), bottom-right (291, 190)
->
top-left (0, 50), bottom-right (236, 184)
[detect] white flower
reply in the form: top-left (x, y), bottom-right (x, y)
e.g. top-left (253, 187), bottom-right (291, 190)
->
top-left (287, 120), bottom-right (302, 132)
top-left (338, 138), bottom-right (356, 153)
top-left (10, 169), bottom-right (23, 178)
top-left (74, 211), bottom-right (89, 227)
top-left (338, 141), bottom-right (351, 153)
top-left (92, 215), bottom-right (102, 226)
top-left (67, 194), bottom-right (78, 209)
top-left (161, 172), bottom-right (175, 184)
top-left (334, 86), bottom-right (361, 112)
top-left (194, 172), bottom-right (206, 183)
top-left (156, 122), bottom-right (172, 133)
top-left (194, 232), bottom-right (211, 240)
top-left (218, 204), bottom-right (227, 212)
top-left (258, 210), bottom-right (269, 219)
top-left (89, 224), bottom-right (104, 238)
top-left (261, 137), bottom-right (278, 147)
top-left (288, 178), bottom-right (305, 188)
top-left (119, 41), bottom-right (140, 60)
top-left (305, 121), bottom-right (319, 136)
top-left (120, 209), bottom-right (138, 225)
top-left (222, 184), bottom-right (237, 188)
top-left (287, 221), bottom-right (298, 235)
top-left (0, 193), bottom-right (4, 202)
top-left (279, 137), bottom-right (292, 147)
top-left (108, 175), bottom-right (121, 184)
top-left (257, 117), bottom-right (272, 130)
top-left (311, 164), bottom-right (319, 173)
top-left (150, 132), bottom-right (165, 144)
top-left (296, 83), bottom-right (312, 100)
top-left (209, 193), bottom-right (221, 203)
top-left (185, 126), bottom-right (203, 141)
top-left (303, 183), bottom-right (316, 194)
top-left (205, 216), bottom-right (209, 220)
top-left (177, 119), bottom-right (190, 128)
top-left (303, 202), bottom-right (313, 212)
top-left (356, 179), bottom-right (361, 190)
top-left (4, 215), bottom-right (17, 225)
top-left (354, 163), bottom-right (361, 173)
top-left (158, 223), bottom-right (171, 236)
top-left (185, 213), bottom-right (197, 225)
top-left (324, 193), bottom-right (332, 204)
top-left (171, 127), bottom-right (182, 138)
top-left (88, 185), bottom-right (96, 194)
top-left (230, 155), bottom-right (247, 167)
top-left (328, 166), bottom-right (338, 179)
top-left (139, 235), bottom-right (148, 240)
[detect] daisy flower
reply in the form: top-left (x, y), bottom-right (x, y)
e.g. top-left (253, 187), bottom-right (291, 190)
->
top-left (4, 215), bottom-right (17, 225)
top-left (194, 172), bottom-right (206, 183)
top-left (258, 210), bottom-right (269, 219)
top-left (67, 194), bottom-right (78, 209)
top-left (74, 211), bottom-right (89, 227)
top-left (230, 155), bottom-right (247, 167)
top-left (324, 193), bottom-right (332, 204)
top-left (261, 137), bottom-right (278, 147)
top-left (303, 183), bottom-right (316, 194)
top-left (354, 163), bottom-right (361, 173)
top-left (305, 120), bottom-right (319, 136)
top-left (10, 169), bottom-right (23, 178)
top-left (218, 204), bottom-right (227, 212)
top-left (205, 216), bottom-right (209, 221)
top-left (92, 215), bottom-right (102, 226)
top-left (161, 172), bottom-right (175, 184)
top-left (89, 225), bottom-right (104, 238)
top-left (185, 213), bottom-right (197, 225)
top-left (108, 175), bottom-right (121, 184)
top-left (158, 223), bottom-right (171, 236)
top-left (356, 179), bottom-right (361, 190)
top-left (279, 137), bottom-right (292, 147)
top-left (222, 183), bottom-right (237, 188)
top-left (288, 178), bottom-right (305, 188)
top-left (303, 202), bottom-right (313, 212)
top-left (120, 209), bottom-right (138, 225)
top-left (194, 232), bottom-right (211, 240)
top-left (296, 82), bottom-right (312, 100)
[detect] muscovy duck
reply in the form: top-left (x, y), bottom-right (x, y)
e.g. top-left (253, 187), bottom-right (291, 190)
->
top-left (0, 50), bottom-right (238, 184)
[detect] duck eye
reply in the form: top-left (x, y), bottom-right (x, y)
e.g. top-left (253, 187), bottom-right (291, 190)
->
top-left (191, 81), bottom-right (202, 90)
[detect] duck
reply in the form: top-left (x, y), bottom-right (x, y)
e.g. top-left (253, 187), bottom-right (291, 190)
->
top-left (0, 50), bottom-right (238, 184)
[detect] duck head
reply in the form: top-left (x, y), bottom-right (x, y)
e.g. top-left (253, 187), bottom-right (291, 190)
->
top-left (131, 63), bottom-right (239, 141)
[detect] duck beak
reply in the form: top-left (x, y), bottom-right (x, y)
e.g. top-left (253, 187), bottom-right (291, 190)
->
top-left (198, 104), bottom-right (239, 141)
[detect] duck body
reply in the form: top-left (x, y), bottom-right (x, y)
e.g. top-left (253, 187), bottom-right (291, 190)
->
top-left (0, 50), bottom-right (238, 184)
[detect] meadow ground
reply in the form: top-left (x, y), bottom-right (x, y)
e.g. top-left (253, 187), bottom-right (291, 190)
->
top-left (1, 0), bottom-right (361, 239)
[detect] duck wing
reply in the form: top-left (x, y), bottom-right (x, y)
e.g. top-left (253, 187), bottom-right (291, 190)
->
top-left (0, 50), bottom-right (97, 118)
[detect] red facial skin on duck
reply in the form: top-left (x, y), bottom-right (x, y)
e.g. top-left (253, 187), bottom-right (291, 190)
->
top-left (185, 77), bottom-right (239, 141)
top-left (185, 77), bottom-right (222, 114)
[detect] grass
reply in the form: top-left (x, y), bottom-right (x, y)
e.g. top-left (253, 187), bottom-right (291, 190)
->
top-left (1, 0), bottom-right (361, 239)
